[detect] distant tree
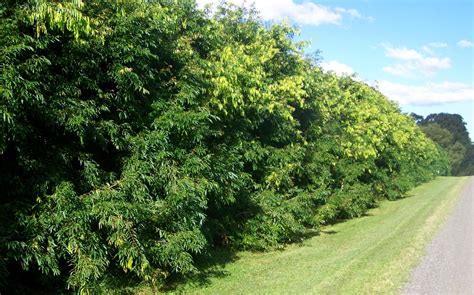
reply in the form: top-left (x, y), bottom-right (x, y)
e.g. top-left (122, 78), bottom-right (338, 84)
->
top-left (416, 113), bottom-right (473, 175)
top-left (421, 113), bottom-right (471, 146)
top-left (410, 113), bottom-right (424, 124)
top-left (459, 146), bottom-right (474, 175)
top-left (418, 123), bottom-right (453, 149)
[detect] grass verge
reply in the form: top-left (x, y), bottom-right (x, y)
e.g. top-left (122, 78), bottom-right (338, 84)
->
top-left (143, 176), bottom-right (470, 294)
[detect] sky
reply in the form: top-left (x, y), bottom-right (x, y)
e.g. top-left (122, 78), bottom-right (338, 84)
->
top-left (197, 0), bottom-right (474, 138)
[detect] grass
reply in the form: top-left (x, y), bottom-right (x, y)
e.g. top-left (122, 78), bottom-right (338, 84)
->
top-left (139, 176), bottom-right (470, 294)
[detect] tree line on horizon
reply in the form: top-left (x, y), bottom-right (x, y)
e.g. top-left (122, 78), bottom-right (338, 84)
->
top-left (0, 0), bottom-right (450, 293)
top-left (411, 113), bottom-right (473, 176)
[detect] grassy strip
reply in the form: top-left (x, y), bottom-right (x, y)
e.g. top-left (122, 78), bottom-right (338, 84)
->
top-left (140, 176), bottom-right (469, 294)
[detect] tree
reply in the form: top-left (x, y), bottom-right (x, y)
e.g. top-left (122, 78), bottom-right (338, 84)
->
top-left (415, 113), bottom-right (473, 175)
top-left (422, 113), bottom-right (471, 145)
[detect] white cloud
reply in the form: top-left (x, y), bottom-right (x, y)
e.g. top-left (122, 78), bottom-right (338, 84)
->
top-left (320, 60), bottom-right (354, 76)
top-left (421, 42), bottom-right (447, 55)
top-left (382, 44), bottom-right (451, 77)
top-left (382, 64), bottom-right (417, 78)
top-left (334, 7), bottom-right (375, 22)
top-left (427, 42), bottom-right (448, 48)
top-left (335, 7), bottom-right (360, 18)
top-left (377, 80), bottom-right (474, 105)
top-left (384, 46), bottom-right (423, 60)
top-left (196, 0), bottom-right (374, 26)
top-left (421, 46), bottom-right (435, 56)
top-left (421, 56), bottom-right (451, 70)
top-left (457, 39), bottom-right (474, 48)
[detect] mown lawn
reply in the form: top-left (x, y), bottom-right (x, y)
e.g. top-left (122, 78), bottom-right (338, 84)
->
top-left (136, 176), bottom-right (470, 294)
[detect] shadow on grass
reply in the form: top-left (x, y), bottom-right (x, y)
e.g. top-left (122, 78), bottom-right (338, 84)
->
top-left (297, 228), bottom-right (321, 240)
top-left (321, 229), bottom-right (338, 235)
top-left (161, 247), bottom-right (239, 292)
top-left (162, 228), bottom-right (325, 291)
top-left (95, 249), bottom-right (238, 295)
top-left (386, 192), bottom-right (416, 202)
top-left (161, 199), bottom-right (395, 291)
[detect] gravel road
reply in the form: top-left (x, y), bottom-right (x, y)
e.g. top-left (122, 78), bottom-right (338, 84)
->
top-left (403, 177), bottom-right (473, 295)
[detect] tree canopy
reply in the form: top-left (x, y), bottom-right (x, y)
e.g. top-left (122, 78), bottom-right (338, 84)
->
top-left (414, 113), bottom-right (473, 176)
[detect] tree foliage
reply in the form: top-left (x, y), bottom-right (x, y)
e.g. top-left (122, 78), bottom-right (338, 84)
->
top-left (0, 0), bottom-right (449, 292)
top-left (415, 113), bottom-right (473, 176)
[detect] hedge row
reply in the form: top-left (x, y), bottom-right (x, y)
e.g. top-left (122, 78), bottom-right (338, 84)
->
top-left (0, 0), bottom-right (449, 292)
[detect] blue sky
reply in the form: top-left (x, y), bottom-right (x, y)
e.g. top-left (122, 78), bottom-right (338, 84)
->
top-left (198, 0), bottom-right (474, 137)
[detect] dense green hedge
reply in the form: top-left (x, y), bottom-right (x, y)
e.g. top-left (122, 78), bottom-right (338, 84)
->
top-left (0, 0), bottom-right (449, 292)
